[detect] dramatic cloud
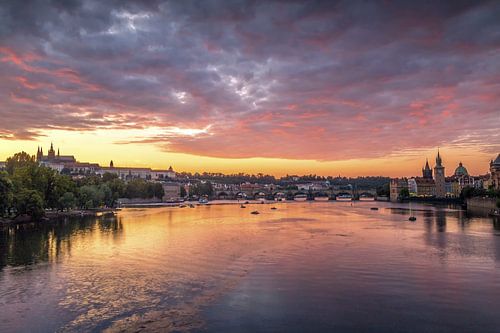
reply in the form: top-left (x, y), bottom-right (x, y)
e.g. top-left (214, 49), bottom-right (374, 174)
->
top-left (0, 0), bottom-right (499, 160)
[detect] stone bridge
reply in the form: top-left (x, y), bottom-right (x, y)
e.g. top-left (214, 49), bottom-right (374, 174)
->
top-left (214, 187), bottom-right (378, 200)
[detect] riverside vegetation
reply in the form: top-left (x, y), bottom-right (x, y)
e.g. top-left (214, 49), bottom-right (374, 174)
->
top-left (0, 152), bottom-right (164, 221)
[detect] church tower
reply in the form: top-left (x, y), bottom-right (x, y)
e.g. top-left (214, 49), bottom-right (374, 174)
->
top-left (434, 149), bottom-right (446, 198)
top-left (48, 142), bottom-right (56, 160)
top-left (36, 146), bottom-right (44, 161)
top-left (422, 159), bottom-right (433, 179)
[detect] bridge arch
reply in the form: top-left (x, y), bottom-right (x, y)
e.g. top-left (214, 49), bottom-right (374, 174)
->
top-left (253, 191), bottom-right (267, 199)
top-left (217, 191), bottom-right (230, 199)
top-left (235, 192), bottom-right (247, 199)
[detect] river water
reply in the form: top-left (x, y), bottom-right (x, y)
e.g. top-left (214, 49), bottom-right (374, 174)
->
top-left (1, 201), bottom-right (499, 332)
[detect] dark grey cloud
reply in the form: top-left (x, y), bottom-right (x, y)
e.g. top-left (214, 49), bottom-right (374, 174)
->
top-left (0, 0), bottom-right (499, 159)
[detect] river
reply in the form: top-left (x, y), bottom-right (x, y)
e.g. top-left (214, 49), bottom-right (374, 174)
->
top-left (1, 201), bottom-right (500, 332)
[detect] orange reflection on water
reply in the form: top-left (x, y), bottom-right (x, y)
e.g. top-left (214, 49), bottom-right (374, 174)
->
top-left (1, 202), bottom-right (499, 332)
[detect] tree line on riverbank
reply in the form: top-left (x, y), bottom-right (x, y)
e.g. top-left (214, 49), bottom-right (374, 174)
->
top-left (0, 152), bottom-right (164, 220)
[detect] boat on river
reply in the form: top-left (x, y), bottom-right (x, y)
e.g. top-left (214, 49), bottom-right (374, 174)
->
top-left (294, 194), bottom-right (308, 201)
top-left (336, 194), bottom-right (353, 201)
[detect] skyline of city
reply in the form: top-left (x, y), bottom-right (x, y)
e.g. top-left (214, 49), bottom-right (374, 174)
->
top-left (1, 1), bottom-right (499, 177)
top-left (3, 141), bottom-right (497, 179)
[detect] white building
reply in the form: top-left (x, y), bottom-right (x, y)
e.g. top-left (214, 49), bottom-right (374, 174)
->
top-left (97, 162), bottom-right (176, 180)
top-left (39, 161), bottom-right (65, 172)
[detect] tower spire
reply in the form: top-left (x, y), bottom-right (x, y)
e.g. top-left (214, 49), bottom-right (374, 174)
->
top-left (436, 148), bottom-right (442, 167)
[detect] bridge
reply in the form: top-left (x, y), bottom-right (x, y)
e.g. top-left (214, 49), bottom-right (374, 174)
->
top-left (213, 187), bottom-right (378, 200)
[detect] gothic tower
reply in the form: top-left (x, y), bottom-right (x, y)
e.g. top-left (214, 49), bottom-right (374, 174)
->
top-left (36, 146), bottom-right (44, 161)
top-left (434, 149), bottom-right (446, 198)
top-left (48, 142), bottom-right (56, 160)
top-left (422, 159), bottom-right (433, 179)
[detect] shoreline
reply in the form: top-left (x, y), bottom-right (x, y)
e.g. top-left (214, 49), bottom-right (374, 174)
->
top-left (0, 208), bottom-right (118, 228)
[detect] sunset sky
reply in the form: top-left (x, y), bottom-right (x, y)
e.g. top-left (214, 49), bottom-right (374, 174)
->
top-left (0, 0), bottom-right (499, 177)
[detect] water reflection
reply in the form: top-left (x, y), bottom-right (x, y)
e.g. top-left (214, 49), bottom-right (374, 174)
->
top-left (0, 203), bottom-right (499, 332)
top-left (0, 216), bottom-right (123, 269)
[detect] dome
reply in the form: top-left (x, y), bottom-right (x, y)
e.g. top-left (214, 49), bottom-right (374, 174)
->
top-left (454, 162), bottom-right (468, 176)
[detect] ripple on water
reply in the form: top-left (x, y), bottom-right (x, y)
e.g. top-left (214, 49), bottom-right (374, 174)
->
top-left (1, 203), bottom-right (499, 332)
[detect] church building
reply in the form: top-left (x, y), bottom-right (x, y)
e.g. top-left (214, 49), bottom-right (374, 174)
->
top-left (36, 143), bottom-right (76, 164)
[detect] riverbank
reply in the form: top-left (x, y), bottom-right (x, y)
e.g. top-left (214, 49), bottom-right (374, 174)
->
top-left (466, 197), bottom-right (499, 216)
top-left (0, 208), bottom-right (118, 227)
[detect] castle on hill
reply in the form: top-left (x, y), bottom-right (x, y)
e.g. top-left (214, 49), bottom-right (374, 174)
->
top-left (34, 143), bottom-right (176, 180)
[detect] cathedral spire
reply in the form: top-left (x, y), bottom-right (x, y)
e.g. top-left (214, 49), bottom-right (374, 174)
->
top-left (48, 142), bottom-right (55, 160)
top-left (422, 158), bottom-right (432, 179)
top-left (436, 148), bottom-right (442, 167)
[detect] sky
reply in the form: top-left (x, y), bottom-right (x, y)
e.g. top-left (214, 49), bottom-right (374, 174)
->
top-left (0, 0), bottom-right (499, 177)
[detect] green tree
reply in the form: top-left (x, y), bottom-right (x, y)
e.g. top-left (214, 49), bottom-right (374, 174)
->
top-left (6, 151), bottom-right (36, 175)
top-left (78, 185), bottom-right (103, 209)
top-left (107, 178), bottom-right (126, 205)
top-left (99, 184), bottom-right (114, 207)
top-left (0, 171), bottom-right (14, 217)
top-left (125, 178), bottom-right (146, 198)
top-left (102, 172), bottom-right (118, 183)
top-left (58, 192), bottom-right (76, 211)
top-left (14, 189), bottom-right (44, 220)
top-left (152, 183), bottom-right (164, 199)
top-left (399, 188), bottom-right (410, 199)
top-left (179, 185), bottom-right (187, 198)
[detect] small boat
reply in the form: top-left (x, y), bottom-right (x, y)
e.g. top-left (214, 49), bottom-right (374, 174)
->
top-left (408, 201), bottom-right (416, 221)
top-left (179, 204), bottom-right (187, 208)
top-left (370, 207), bottom-right (379, 210)
top-left (198, 198), bottom-right (209, 204)
top-left (314, 196), bottom-right (329, 201)
top-left (251, 210), bottom-right (260, 215)
top-left (244, 201), bottom-right (250, 204)
top-left (336, 194), bottom-right (353, 201)
top-left (240, 205), bottom-right (246, 208)
top-left (294, 194), bottom-right (308, 201)
top-left (270, 207), bottom-right (277, 210)
top-left (489, 209), bottom-right (500, 217)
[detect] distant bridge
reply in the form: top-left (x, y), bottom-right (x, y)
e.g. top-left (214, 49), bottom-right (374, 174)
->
top-left (214, 187), bottom-right (378, 200)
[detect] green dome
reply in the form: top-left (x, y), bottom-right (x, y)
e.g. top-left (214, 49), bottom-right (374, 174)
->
top-left (454, 162), bottom-right (468, 176)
